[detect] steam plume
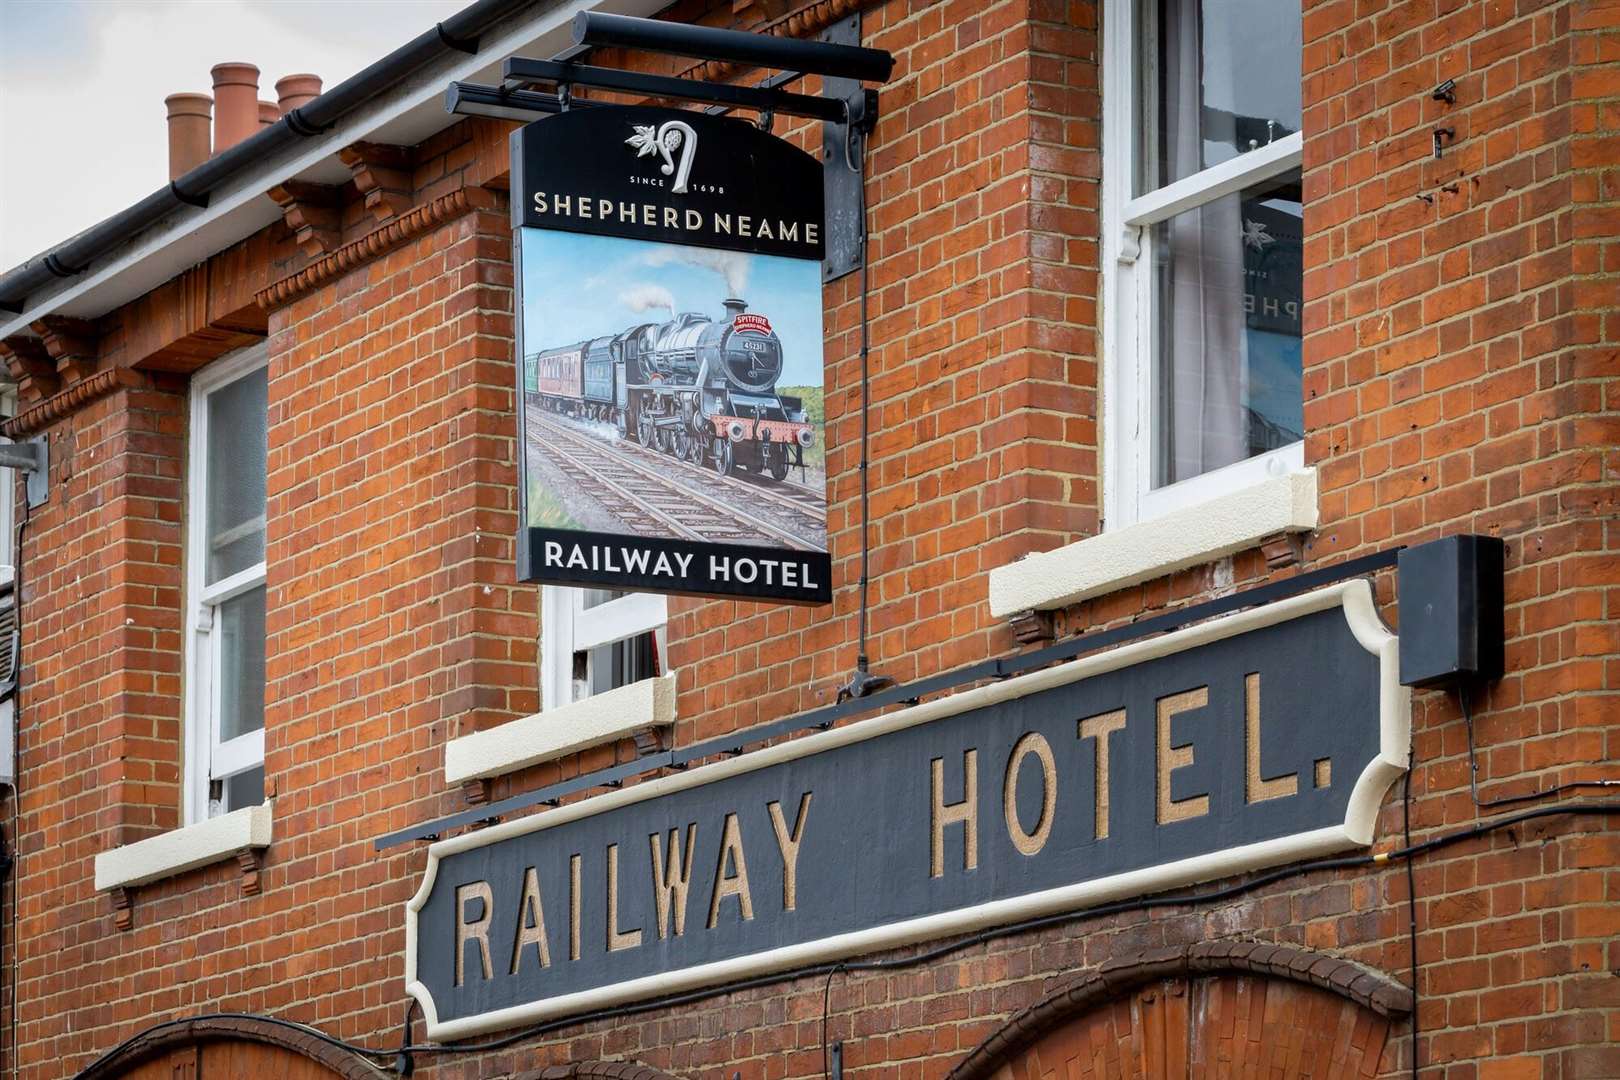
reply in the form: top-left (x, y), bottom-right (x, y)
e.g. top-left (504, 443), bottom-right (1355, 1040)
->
top-left (642, 246), bottom-right (751, 297)
top-left (619, 284), bottom-right (676, 316)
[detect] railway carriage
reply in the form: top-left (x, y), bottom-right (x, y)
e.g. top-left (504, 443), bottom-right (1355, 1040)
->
top-left (523, 298), bottom-right (814, 482)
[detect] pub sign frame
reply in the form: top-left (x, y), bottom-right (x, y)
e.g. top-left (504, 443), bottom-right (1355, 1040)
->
top-left (512, 105), bottom-right (832, 604)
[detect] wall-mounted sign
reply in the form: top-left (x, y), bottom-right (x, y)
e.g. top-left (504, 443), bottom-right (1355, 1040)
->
top-left (511, 105), bottom-right (830, 604)
top-left (405, 581), bottom-right (1408, 1038)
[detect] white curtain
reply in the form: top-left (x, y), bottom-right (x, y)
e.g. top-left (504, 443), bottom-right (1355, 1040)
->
top-left (1158, 0), bottom-right (1248, 486)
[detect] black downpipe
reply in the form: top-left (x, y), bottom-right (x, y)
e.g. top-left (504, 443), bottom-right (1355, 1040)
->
top-left (0, 0), bottom-right (542, 312)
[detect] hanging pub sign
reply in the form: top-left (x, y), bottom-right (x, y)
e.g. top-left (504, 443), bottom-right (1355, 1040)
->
top-left (405, 580), bottom-right (1409, 1038)
top-left (510, 105), bottom-right (831, 604)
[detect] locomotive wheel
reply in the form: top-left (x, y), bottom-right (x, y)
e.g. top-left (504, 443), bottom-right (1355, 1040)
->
top-left (713, 438), bottom-right (734, 477)
top-left (637, 410), bottom-right (653, 446)
top-left (766, 443), bottom-right (790, 481)
top-left (655, 425), bottom-right (671, 454)
top-left (673, 428), bottom-right (692, 462)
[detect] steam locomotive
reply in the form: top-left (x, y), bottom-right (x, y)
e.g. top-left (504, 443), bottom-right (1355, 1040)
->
top-left (524, 299), bottom-right (814, 481)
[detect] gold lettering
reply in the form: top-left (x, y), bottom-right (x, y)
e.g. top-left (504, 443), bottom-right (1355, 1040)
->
top-left (1079, 709), bottom-right (1127, 840)
top-left (1002, 732), bottom-right (1056, 856)
top-left (598, 198), bottom-right (612, 220)
top-left (510, 867), bottom-right (551, 974)
top-left (767, 793), bottom-right (812, 911)
top-left (1156, 688), bottom-right (1211, 824)
top-left (606, 843), bottom-right (643, 951)
top-left (714, 212), bottom-right (731, 234)
top-left (1245, 673), bottom-right (1298, 804)
top-left (707, 811), bottom-right (754, 928)
top-left (649, 824), bottom-right (698, 939)
top-left (930, 749), bottom-right (978, 878)
top-left (569, 853), bottom-right (582, 961)
top-left (532, 191), bottom-right (548, 213)
top-left (554, 194), bottom-right (571, 216)
top-left (663, 206), bottom-right (679, 229)
top-left (454, 880), bottom-right (493, 986)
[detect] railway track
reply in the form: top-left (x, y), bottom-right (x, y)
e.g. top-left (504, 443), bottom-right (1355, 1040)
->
top-left (529, 413), bottom-right (822, 550)
top-left (536, 403), bottom-right (827, 524)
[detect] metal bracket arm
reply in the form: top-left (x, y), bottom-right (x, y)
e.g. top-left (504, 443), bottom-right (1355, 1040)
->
top-left (0, 442), bottom-right (43, 474)
top-left (502, 57), bottom-right (850, 123)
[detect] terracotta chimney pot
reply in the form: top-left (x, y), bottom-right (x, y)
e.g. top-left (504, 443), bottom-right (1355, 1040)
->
top-left (275, 73), bottom-right (323, 115)
top-left (258, 100), bottom-right (280, 127)
top-left (164, 92), bottom-right (213, 180)
top-left (210, 62), bottom-right (261, 153)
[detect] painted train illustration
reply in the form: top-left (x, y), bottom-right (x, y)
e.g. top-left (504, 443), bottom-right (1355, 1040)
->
top-left (524, 298), bottom-right (815, 481)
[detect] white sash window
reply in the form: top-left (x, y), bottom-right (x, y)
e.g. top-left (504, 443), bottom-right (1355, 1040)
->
top-left (1102, 0), bottom-right (1306, 527)
top-left (540, 586), bottom-right (665, 711)
top-left (184, 346), bottom-right (268, 822)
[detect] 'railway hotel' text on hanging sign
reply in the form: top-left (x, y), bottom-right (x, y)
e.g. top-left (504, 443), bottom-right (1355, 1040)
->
top-left (511, 105), bottom-right (831, 604)
top-left (405, 581), bottom-right (1409, 1038)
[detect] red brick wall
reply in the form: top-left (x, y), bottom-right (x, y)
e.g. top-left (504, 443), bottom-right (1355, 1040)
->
top-left (1, 0), bottom-right (1616, 1077)
top-left (665, 0), bottom-right (1102, 742)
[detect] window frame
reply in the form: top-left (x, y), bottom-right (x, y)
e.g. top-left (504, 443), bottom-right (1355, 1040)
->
top-left (1100, 0), bottom-right (1306, 531)
top-left (540, 586), bottom-right (666, 712)
top-left (182, 344), bottom-right (269, 824)
top-left (0, 386), bottom-right (16, 584)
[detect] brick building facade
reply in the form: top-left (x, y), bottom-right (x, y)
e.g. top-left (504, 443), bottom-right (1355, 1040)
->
top-left (0, 0), bottom-right (1615, 1078)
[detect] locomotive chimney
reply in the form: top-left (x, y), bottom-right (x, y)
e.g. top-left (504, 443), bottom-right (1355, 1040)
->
top-left (722, 298), bottom-right (747, 318)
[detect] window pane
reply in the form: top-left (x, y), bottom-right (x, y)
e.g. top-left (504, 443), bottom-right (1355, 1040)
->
top-left (578, 631), bottom-right (658, 700)
top-left (217, 585), bottom-right (266, 742)
top-left (1141, 0), bottom-right (1302, 191)
top-left (581, 588), bottom-right (623, 610)
top-left (1151, 170), bottom-right (1303, 488)
top-left (205, 366), bottom-right (268, 583)
top-left (224, 766), bottom-right (264, 811)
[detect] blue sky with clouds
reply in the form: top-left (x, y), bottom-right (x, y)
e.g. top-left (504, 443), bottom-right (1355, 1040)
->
top-left (0, 0), bottom-right (466, 269)
top-left (521, 229), bottom-right (826, 389)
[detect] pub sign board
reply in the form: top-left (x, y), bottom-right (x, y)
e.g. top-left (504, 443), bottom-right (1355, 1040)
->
top-left (405, 580), bottom-right (1409, 1038)
top-left (511, 105), bottom-right (831, 604)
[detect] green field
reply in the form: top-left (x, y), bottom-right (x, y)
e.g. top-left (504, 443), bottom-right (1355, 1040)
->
top-left (527, 472), bottom-right (582, 530)
top-left (780, 385), bottom-right (825, 470)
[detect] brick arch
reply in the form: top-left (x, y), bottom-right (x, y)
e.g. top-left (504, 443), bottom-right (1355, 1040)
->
top-left (950, 942), bottom-right (1413, 1080)
top-left (517, 1064), bottom-right (692, 1080)
top-left (77, 1015), bottom-right (385, 1080)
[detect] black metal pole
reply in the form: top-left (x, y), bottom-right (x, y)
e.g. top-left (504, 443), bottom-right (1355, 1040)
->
top-left (503, 57), bottom-right (851, 123)
top-left (572, 11), bottom-right (895, 83)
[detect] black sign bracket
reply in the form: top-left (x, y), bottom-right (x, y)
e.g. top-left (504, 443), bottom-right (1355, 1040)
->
top-left (445, 13), bottom-right (890, 281)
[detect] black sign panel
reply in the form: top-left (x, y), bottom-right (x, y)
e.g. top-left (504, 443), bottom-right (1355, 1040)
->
top-left (514, 107), bottom-right (824, 259)
top-left (406, 583), bottom-right (1407, 1037)
top-left (512, 106), bottom-right (832, 603)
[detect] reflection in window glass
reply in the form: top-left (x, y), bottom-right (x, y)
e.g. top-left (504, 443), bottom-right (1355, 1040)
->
top-left (1151, 170), bottom-right (1303, 487)
top-left (217, 585), bottom-right (267, 742)
top-left (223, 765), bottom-right (264, 812)
top-left (204, 366), bottom-right (268, 583)
top-left (1142, 0), bottom-right (1303, 190)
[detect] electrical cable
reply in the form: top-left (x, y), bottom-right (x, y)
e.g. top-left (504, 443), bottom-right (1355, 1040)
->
top-left (1402, 769), bottom-right (1419, 1080)
top-left (1458, 683), bottom-right (1620, 810)
top-left (821, 962), bottom-right (844, 1080)
top-left (854, 125), bottom-right (873, 675)
top-left (836, 115), bottom-right (892, 704)
top-left (74, 800), bottom-right (1618, 1076)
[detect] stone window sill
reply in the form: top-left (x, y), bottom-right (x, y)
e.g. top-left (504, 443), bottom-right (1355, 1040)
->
top-left (94, 800), bottom-right (273, 928)
top-left (444, 673), bottom-right (676, 787)
top-left (988, 469), bottom-right (1318, 617)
